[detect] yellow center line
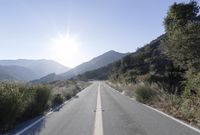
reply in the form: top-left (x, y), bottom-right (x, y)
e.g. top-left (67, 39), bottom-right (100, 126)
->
top-left (93, 82), bottom-right (104, 135)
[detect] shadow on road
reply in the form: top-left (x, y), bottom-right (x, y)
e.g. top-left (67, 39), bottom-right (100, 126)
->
top-left (8, 116), bottom-right (46, 135)
top-left (52, 96), bottom-right (79, 112)
top-left (8, 97), bottom-right (80, 135)
top-left (74, 95), bottom-right (79, 98)
top-left (23, 118), bottom-right (46, 135)
top-left (53, 105), bottom-right (63, 112)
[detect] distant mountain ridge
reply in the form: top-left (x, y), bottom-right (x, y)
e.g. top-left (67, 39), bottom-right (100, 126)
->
top-left (0, 65), bottom-right (38, 81)
top-left (33, 50), bottom-right (127, 83)
top-left (60, 50), bottom-right (127, 77)
top-left (0, 59), bottom-right (70, 81)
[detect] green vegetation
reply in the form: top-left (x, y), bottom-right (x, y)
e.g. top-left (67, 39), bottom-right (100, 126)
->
top-left (135, 84), bottom-right (155, 103)
top-left (0, 83), bottom-right (52, 132)
top-left (162, 1), bottom-right (200, 71)
top-left (184, 72), bottom-right (200, 98)
top-left (72, 1), bottom-right (200, 127)
top-left (53, 94), bottom-right (65, 105)
top-left (161, 0), bottom-right (200, 110)
top-left (0, 80), bottom-right (90, 132)
top-left (108, 1), bottom-right (200, 128)
top-left (22, 85), bottom-right (52, 119)
top-left (0, 82), bottom-right (24, 131)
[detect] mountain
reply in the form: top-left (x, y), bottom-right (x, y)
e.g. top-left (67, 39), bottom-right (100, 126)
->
top-left (33, 50), bottom-right (127, 83)
top-left (31, 73), bottom-right (57, 83)
top-left (0, 65), bottom-right (38, 81)
top-left (0, 59), bottom-right (70, 79)
top-left (60, 50), bottom-right (127, 78)
top-left (76, 35), bottom-right (168, 81)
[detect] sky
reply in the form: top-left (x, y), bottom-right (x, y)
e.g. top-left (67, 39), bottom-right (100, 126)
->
top-left (0, 0), bottom-right (190, 68)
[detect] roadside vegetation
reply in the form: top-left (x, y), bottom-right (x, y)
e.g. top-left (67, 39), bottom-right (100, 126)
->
top-left (0, 80), bottom-right (90, 133)
top-left (134, 83), bottom-right (155, 103)
top-left (109, 1), bottom-right (200, 128)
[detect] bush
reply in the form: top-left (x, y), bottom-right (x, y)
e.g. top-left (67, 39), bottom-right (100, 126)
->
top-left (0, 81), bottom-right (88, 132)
top-left (0, 82), bottom-right (24, 131)
top-left (62, 89), bottom-right (77, 99)
top-left (23, 85), bottom-right (52, 118)
top-left (180, 98), bottom-right (195, 120)
top-left (184, 72), bottom-right (200, 98)
top-left (135, 84), bottom-right (155, 103)
top-left (0, 84), bottom-right (52, 124)
top-left (53, 94), bottom-right (64, 105)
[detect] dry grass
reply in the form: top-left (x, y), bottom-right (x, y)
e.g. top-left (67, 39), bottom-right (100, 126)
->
top-left (52, 80), bottom-right (90, 99)
top-left (107, 81), bottom-right (200, 129)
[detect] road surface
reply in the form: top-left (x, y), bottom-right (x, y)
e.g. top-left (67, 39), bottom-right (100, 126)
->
top-left (10, 82), bottom-right (200, 135)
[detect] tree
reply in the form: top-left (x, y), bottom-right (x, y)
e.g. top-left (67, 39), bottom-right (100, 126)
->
top-left (162, 1), bottom-right (200, 71)
top-left (164, 1), bottom-right (199, 33)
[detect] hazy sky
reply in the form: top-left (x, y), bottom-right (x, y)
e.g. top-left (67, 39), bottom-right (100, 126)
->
top-left (0, 0), bottom-right (190, 68)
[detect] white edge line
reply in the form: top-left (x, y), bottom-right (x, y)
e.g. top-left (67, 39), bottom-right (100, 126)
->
top-left (142, 104), bottom-right (200, 133)
top-left (15, 85), bottom-right (93, 135)
top-left (105, 82), bottom-right (200, 133)
top-left (15, 100), bottom-right (69, 135)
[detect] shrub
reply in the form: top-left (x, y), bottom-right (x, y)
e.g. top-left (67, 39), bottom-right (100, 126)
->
top-left (0, 82), bottom-right (24, 131)
top-left (0, 80), bottom-right (87, 132)
top-left (135, 84), bottom-right (155, 103)
top-left (63, 88), bottom-right (77, 99)
top-left (0, 83), bottom-right (52, 130)
top-left (184, 72), bottom-right (200, 98)
top-left (22, 85), bottom-right (52, 118)
top-left (180, 98), bottom-right (195, 120)
top-left (53, 94), bottom-right (64, 105)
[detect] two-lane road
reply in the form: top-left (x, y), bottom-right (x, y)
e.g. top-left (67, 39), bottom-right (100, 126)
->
top-left (10, 82), bottom-right (200, 135)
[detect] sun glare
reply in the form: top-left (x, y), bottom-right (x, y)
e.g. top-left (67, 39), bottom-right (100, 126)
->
top-left (50, 33), bottom-right (81, 67)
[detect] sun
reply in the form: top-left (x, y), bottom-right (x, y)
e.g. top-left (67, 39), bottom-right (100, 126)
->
top-left (50, 33), bottom-right (81, 67)
top-left (53, 34), bottom-right (79, 54)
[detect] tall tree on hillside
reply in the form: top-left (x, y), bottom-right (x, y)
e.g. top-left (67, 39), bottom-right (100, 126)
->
top-left (162, 1), bottom-right (200, 72)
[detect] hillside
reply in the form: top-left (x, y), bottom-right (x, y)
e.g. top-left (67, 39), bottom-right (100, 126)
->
top-left (31, 73), bottom-right (57, 83)
top-left (75, 64), bottom-right (113, 81)
top-left (106, 1), bottom-right (200, 128)
top-left (78, 34), bottom-right (181, 93)
top-left (33, 50), bottom-right (127, 83)
top-left (76, 35), bottom-right (171, 82)
top-left (59, 50), bottom-right (127, 79)
top-left (0, 59), bottom-right (70, 80)
top-left (110, 35), bottom-right (171, 83)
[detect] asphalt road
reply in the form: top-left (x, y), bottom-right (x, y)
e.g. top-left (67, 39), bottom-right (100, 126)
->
top-left (10, 82), bottom-right (200, 135)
